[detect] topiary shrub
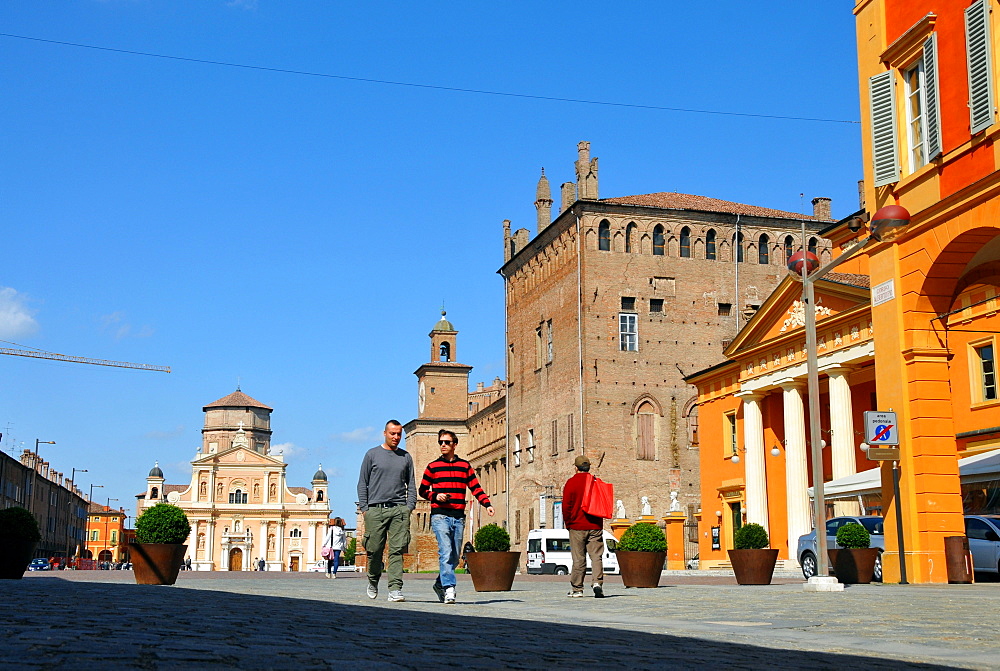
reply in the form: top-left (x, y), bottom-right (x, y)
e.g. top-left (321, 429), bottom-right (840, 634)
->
top-left (836, 522), bottom-right (871, 549)
top-left (0, 507), bottom-right (41, 542)
top-left (616, 522), bottom-right (666, 552)
top-left (474, 523), bottom-right (511, 552)
top-left (734, 523), bottom-right (769, 550)
top-left (135, 503), bottom-right (191, 544)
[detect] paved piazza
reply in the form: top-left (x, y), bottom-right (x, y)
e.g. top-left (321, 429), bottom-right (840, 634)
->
top-left (4, 570), bottom-right (998, 669)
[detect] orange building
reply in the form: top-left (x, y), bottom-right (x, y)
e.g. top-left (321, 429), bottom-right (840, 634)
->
top-left (85, 503), bottom-right (127, 564)
top-left (690, 0), bottom-right (1000, 582)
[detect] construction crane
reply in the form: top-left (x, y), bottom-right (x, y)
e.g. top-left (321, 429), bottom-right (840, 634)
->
top-left (0, 342), bottom-right (170, 373)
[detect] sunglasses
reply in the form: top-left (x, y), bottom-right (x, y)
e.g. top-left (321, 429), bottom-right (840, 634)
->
top-left (438, 440), bottom-right (456, 445)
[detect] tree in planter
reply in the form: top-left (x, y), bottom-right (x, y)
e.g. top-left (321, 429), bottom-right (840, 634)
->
top-left (616, 522), bottom-right (666, 588)
top-left (832, 522), bottom-right (879, 584)
top-left (343, 537), bottom-right (357, 566)
top-left (132, 503), bottom-right (191, 585)
top-left (836, 523), bottom-right (870, 549)
top-left (617, 522), bottom-right (666, 552)
top-left (0, 507), bottom-right (41, 579)
top-left (729, 523), bottom-right (778, 585)
top-left (467, 523), bottom-right (518, 591)
top-left (474, 523), bottom-right (511, 552)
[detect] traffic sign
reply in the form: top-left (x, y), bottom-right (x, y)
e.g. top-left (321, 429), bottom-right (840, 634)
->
top-left (867, 447), bottom-right (900, 461)
top-left (864, 411), bottom-right (899, 445)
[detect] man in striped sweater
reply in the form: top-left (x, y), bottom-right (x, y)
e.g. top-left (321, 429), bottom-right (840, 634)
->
top-left (419, 429), bottom-right (495, 604)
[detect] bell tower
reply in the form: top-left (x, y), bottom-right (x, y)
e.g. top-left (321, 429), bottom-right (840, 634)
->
top-left (416, 310), bottom-right (471, 420)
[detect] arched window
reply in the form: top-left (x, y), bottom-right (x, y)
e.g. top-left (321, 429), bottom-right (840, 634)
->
top-left (229, 489), bottom-right (248, 504)
top-left (758, 234), bottom-right (770, 265)
top-left (598, 220), bottom-right (611, 251)
top-left (733, 232), bottom-right (745, 262)
top-left (679, 227), bottom-right (691, 258)
top-left (439, 341), bottom-right (451, 362)
top-left (636, 402), bottom-right (656, 461)
top-left (290, 528), bottom-right (302, 538)
top-left (808, 237), bottom-right (818, 256)
top-left (653, 225), bottom-right (665, 256)
top-left (150, 487), bottom-right (159, 499)
top-left (706, 229), bottom-right (717, 260)
top-left (625, 222), bottom-right (637, 253)
top-left (316, 490), bottom-right (324, 502)
top-left (784, 236), bottom-right (794, 263)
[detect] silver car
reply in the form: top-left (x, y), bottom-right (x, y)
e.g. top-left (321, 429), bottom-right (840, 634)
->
top-left (964, 515), bottom-right (1000, 574)
top-left (797, 516), bottom-right (885, 581)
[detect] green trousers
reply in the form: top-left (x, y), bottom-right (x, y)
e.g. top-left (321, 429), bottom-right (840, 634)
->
top-left (363, 505), bottom-right (411, 590)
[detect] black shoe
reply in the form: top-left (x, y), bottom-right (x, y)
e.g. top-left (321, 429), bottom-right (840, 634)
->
top-left (593, 583), bottom-right (604, 598)
top-left (432, 582), bottom-right (445, 603)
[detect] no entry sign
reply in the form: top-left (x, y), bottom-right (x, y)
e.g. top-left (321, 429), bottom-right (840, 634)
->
top-left (864, 411), bottom-right (899, 445)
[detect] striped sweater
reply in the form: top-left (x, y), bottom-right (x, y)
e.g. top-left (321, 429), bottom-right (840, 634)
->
top-left (418, 456), bottom-right (491, 517)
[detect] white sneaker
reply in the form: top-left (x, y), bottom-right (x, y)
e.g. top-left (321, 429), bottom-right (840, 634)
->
top-left (366, 582), bottom-right (378, 599)
top-left (387, 590), bottom-right (405, 602)
top-left (330, 573), bottom-right (337, 579)
top-left (567, 590), bottom-right (583, 598)
top-left (444, 586), bottom-right (456, 604)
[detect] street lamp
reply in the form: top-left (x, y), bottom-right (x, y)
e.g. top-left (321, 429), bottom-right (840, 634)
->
top-left (66, 468), bottom-right (87, 563)
top-left (27, 439), bottom-right (55, 514)
top-left (788, 205), bottom-right (908, 591)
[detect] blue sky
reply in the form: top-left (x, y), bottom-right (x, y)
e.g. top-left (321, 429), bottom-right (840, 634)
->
top-left (1, 1), bottom-right (862, 523)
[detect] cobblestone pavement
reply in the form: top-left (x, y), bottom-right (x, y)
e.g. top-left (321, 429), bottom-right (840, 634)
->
top-left (4, 570), bottom-right (998, 669)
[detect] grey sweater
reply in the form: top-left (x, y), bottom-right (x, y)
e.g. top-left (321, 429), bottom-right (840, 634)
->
top-left (357, 445), bottom-right (416, 511)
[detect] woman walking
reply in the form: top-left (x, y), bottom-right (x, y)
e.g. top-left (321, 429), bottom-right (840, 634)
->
top-left (322, 517), bottom-right (347, 578)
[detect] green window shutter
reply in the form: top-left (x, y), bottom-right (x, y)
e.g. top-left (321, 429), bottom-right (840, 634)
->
top-left (924, 34), bottom-right (942, 159)
top-left (966, 0), bottom-right (995, 134)
top-left (870, 71), bottom-right (899, 187)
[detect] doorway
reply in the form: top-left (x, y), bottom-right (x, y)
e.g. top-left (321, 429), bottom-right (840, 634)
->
top-left (289, 555), bottom-right (300, 572)
top-left (229, 548), bottom-right (243, 571)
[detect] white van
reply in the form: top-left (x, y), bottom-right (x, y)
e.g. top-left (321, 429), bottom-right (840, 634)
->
top-left (525, 528), bottom-right (620, 575)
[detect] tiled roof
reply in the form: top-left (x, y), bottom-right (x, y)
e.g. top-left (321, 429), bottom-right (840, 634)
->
top-left (824, 272), bottom-right (871, 289)
top-left (88, 502), bottom-right (126, 514)
top-left (600, 192), bottom-right (828, 221)
top-left (288, 487), bottom-right (314, 496)
top-left (134, 484), bottom-right (187, 499)
top-left (204, 390), bottom-right (273, 411)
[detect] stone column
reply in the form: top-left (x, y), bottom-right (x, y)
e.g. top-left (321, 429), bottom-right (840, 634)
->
top-left (276, 521), bottom-right (285, 571)
top-left (307, 521), bottom-right (316, 566)
top-left (826, 367), bottom-right (861, 516)
top-left (259, 520), bottom-right (268, 562)
top-left (738, 393), bottom-right (769, 530)
top-left (205, 519), bottom-right (215, 566)
top-left (781, 381), bottom-right (811, 563)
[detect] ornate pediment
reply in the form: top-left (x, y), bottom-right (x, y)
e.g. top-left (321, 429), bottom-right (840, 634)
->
top-left (779, 300), bottom-right (833, 332)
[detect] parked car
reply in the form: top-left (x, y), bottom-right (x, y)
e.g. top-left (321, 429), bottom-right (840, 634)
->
top-left (525, 528), bottom-right (620, 575)
top-left (28, 558), bottom-right (50, 571)
top-left (964, 515), bottom-right (1000, 574)
top-left (797, 515), bottom-right (885, 581)
top-left (307, 560), bottom-right (327, 573)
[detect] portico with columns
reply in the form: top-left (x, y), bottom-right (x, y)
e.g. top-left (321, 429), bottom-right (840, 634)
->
top-left (688, 274), bottom-right (877, 569)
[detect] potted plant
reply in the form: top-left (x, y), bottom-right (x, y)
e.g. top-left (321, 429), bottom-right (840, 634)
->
top-left (615, 522), bottom-right (666, 588)
top-left (465, 523), bottom-right (520, 591)
top-left (0, 507), bottom-right (41, 580)
top-left (829, 522), bottom-right (879, 584)
top-left (728, 523), bottom-right (779, 585)
top-left (130, 503), bottom-right (191, 585)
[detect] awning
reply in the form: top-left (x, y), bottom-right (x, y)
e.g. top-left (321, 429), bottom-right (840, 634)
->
top-left (808, 449), bottom-right (1000, 500)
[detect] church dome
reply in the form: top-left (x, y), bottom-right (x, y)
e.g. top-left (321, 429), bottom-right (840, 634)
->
top-left (432, 309), bottom-right (455, 332)
top-left (148, 461), bottom-right (164, 478)
top-left (312, 464), bottom-right (328, 482)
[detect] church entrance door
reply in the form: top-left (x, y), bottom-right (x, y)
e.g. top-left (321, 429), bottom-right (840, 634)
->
top-left (289, 555), bottom-right (299, 572)
top-left (229, 548), bottom-right (243, 571)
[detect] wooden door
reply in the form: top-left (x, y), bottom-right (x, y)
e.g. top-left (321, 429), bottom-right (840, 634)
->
top-left (229, 548), bottom-right (243, 571)
top-left (289, 555), bottom-right (299, 572)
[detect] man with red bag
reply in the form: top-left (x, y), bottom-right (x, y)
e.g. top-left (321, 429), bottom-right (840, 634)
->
top-left (562, 455), bottom-right (606, 599)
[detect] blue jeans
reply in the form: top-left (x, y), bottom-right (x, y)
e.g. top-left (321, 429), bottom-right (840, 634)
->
top-left (326, 550), bottom-right (341, 574)
top-left (430, 514), bottom-right (465, 589)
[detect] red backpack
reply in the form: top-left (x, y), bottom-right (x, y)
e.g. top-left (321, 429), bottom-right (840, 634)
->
top-left (581, 474), bottom-right (614, 519)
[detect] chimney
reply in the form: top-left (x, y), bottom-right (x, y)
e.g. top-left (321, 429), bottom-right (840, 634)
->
top-left (476, 381), bottom-right (484, 392)
top-left (857, 180), bottom-right (866, 211)
top-left (811, 197), bottom-right (832, 220)
top-left (534, 169), bottom-right (552, 230)
top-left (560, 182), bottom-right (576, 213)
top-left (503, 219), bottom-right (512, 262)
top-left (575, 141), bottom-right (599, 200)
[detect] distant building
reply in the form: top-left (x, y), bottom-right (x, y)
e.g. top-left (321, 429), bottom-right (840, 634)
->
top-left (0, 448), bottom-right (87, 561)
top-left (136, 389), bottom-right (331, 571)
top-left (86, 503), bottom-right (127, 564)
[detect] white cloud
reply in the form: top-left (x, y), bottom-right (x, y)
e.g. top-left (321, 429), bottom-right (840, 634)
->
top-left (0, 287), bottom-right (39, 339)
top-left (331, 427), bottom-right (377, 444)
top-left (270, 442), bottom-right (304, 458)
top-left (100, 311), bottom-right (154, 340)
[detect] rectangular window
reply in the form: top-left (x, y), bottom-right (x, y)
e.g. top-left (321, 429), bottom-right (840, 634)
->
top-left (527, 429), bottom-right (535, 462)
top-left (91, 530), bottom-right (98, 542)
top-left (513, 434), bottom-right (521, 467)
top-left (870, 70), bottom-right (899, 186)
top-left (718, 303), bottom-right (732, 317)
top-left (725, 412), bottom-right (738, 456)
top-left (551, 419), bottom-right (558, 456)
top-left (111, 530), bottom-right (117, 543)
top-left (621, 296), bottom-right (636, 311)
top-left (975, 343), bottom-right (997, 401)
top-left (546, 320), bottom-right (553, 363)
top-left (967, 0), bottom-right (995, 134)
top-left (637, 413), bottom-right (655, 460)
top-left (650, 298), bottom-right (664, 313)
top-left (904, 35), bottom-right (941, 171)
top-left (619, 313), bottom-right (638, 351)
top-left (535, 326), bottom-right (543, 369)
top-left (567, 414), bottom-right (574, 451)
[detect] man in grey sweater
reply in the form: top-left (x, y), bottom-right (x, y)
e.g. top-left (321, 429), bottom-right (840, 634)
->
top-left (357, 419), bottom-right (416, 602)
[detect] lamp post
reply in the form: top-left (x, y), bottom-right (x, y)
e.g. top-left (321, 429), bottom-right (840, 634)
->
top-left (66, 468), bottom-right (87, 563)
top-left (789, 206), bottom-right (906, 590)
top-left (83, 484), bottom-right (103, 563)
top-left (105, 498), bottom-right (118, 566)
top-left (27, 439), bottom-right (55, 514)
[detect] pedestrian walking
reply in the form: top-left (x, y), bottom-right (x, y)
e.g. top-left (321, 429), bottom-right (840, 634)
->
top-left (322, 517), bottom-right (347, 578)
top-left (562, 455), bottom-right (606, 598)
top-left (418, 429), bottom-right (494, 604)
top-left (258, 557), bottom-right (266, 571)
top-left (357, 419), bottom-right (416, 602)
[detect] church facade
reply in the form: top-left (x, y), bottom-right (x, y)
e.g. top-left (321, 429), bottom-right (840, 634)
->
top-left (137, 389), bottom-right (331, 571)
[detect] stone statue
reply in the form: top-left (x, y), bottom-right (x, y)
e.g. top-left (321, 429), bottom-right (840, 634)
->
top-left (216, 482), bottom-right (223, 498)
top-left (669, 491), bottom-right (681, 512)
top-left (615, 499), bottom-right (627, 520)
top-left (253, 483), bottom-right (260, 498)
top-left (269, 483), bottom-right (276, 498)
top-left (641, 496), bottom-right (652, 517)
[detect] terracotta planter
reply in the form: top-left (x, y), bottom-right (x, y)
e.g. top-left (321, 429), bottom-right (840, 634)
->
top-left (130, 543), bottom-right (187, 585)
top-left (728, 548), bottom-right (779, 585)
top-left (0, 538), bottom-right (37, 580)
top-left (616, 551), bottom-right (665, 588)
top-left (465, 551), bottom-right (520, 591)
top-left (829, 548), bottom-right (879, 584)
